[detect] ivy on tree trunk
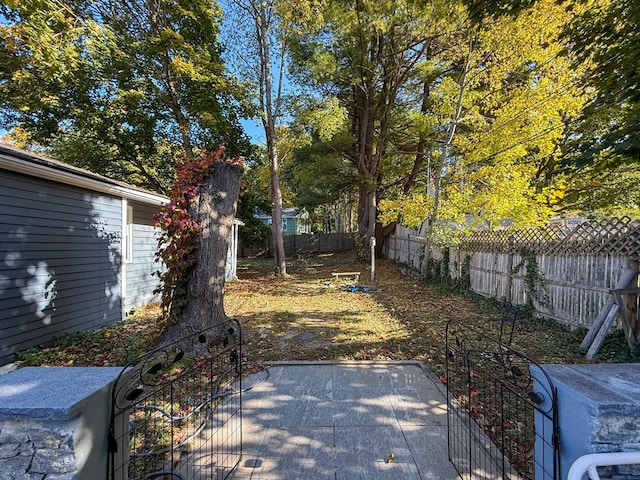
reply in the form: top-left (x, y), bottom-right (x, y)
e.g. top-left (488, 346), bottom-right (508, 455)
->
top-left (156, 153), bottom-right (244, 349)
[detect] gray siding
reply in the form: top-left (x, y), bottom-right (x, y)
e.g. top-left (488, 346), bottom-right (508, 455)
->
top-left (124, 202), bottom-right (162, 312)
top-left (1, 170), bottom-right (122, 364)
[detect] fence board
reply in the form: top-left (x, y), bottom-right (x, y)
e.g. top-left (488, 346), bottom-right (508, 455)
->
top-left (240, 232), bottom-right (355, 257)
top-left (384, 218), bottom-right (640, 330)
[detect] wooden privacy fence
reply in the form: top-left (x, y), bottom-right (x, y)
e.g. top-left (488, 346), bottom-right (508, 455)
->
top-left (240, 232), bottom-right (356, 257)
top-left (385, 219), bottom-right (640, 353)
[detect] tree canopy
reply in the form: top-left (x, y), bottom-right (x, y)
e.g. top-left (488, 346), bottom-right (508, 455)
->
top-left (2, 0), bottom-right (639, 246)
top-left (563, 0), bottom-right (640, 167)
top-left (285, 0), bottom-right (600, 249)
top-left (0, 0), bottom-right (249, 192)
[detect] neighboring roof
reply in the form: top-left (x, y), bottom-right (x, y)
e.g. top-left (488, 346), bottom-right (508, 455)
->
top-left (0, 144), bottom-right (167, 206)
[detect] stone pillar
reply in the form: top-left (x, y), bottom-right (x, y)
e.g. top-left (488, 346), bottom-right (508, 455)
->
top-left (535, 364), bottom-right (640, 480)
top-left (0, 366), bottom-right (123, 480)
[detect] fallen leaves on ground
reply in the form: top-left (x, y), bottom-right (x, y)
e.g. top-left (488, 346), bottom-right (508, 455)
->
top-left (224, 251), bottom-right (586, 374)
top-left (16, 251), bottom-right (589, 370)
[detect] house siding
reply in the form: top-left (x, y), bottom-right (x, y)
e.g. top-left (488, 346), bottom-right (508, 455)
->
top-left (124, 202), bottom-right (162, 312)
top-left (0, 170), bottom-right (123, 364)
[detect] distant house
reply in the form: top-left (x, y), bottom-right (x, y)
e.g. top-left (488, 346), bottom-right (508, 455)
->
top-left (255, 207), bottom-right (311, 235)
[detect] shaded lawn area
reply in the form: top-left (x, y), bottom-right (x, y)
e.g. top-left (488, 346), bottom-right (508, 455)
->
top-left (224, 251), bottom-right (589, 379)
top-left (16, 250), bottom-right (611, 372)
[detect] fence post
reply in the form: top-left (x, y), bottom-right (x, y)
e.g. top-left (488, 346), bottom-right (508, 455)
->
top-left (624, 258), bottom-right (639, 339)
top-left (505, 236), bottom-right (515, 303)
top-left (392, 233), bottom-right (396, 262)
top-left (505, 251), bottom-right (513, 303)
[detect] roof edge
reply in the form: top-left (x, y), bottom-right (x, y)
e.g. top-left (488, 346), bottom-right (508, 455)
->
top-left (0, 144), bottom-right (167, 206)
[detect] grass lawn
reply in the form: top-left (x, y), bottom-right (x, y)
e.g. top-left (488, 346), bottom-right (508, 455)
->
top-left (15, 250), bottom-right (637, 372)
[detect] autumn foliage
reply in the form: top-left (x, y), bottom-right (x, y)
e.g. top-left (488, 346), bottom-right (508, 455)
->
top-left (153, 148), bottom-right (241, 322)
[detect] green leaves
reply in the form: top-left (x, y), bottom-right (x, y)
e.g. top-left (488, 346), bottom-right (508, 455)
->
top-left (0, 0), bottom-right (249, 191)
top-left (301, 97), bottom-right (347, 142)
top-left (563, 0), bottom-right (640, 167)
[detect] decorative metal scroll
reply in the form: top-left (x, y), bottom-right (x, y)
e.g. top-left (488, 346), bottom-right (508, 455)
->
top-left (108, 321), bottom-right (242, 480)
top-left (445, 320), bottom-right (559, 480)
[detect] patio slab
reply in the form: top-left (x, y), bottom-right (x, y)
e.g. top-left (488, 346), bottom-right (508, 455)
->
top-left (230, 361), bottom-right (459, 480)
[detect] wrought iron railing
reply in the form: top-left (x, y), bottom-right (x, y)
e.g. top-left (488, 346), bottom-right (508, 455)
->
top-left (446, 320), bottom-right (558, 479)
top-left (108, 321), bottom-right (242, 480)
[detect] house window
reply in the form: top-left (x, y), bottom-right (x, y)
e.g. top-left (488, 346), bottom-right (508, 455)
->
top-left (124, 205), bottom-right (134, 263)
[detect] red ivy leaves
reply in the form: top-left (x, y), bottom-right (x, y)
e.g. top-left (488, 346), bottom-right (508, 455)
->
top-left (153, 147), bottom-right (240, 322)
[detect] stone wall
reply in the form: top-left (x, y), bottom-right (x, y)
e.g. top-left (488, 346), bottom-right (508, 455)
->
top-left (0, 367), bottom-right (122, 480)
top-left (537, 364), bottom-right (640, 480)
top-left (0, 419), bottom-right (79, 479)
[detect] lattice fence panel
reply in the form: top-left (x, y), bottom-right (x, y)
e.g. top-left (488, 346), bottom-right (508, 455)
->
top-left (460, 217), bottom-right (640, 260)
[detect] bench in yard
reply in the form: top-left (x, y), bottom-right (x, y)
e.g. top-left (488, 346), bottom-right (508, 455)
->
top-left (332, 272), bottom-right (361, 282)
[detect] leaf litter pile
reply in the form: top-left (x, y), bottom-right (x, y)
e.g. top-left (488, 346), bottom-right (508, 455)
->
top-left (19, 250), bottom-right (616, 372)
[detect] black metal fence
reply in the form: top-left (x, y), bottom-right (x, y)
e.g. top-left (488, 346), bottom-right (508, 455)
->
top-left (445, 321), bottom-right (559, 479)
top-left (108, 321), bottom-right (242, 480)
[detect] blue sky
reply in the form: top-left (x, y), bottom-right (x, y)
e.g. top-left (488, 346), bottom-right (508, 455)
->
top-left (241, 118), bottom-right (266, 145)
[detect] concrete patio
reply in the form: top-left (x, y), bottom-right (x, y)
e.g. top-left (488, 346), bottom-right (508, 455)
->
top-left (229, 361), bottom-right (460, 480)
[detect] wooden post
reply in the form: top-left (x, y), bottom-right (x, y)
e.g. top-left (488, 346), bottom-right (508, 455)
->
top-left (581, 297), bottom-right (615, 350)
top-left (626, 259), bottom-right (639, 341)
top-left (581, 267), bottom-right (638, 357)
top-left (505, 251), bottom-right (514, 304)
top-left (587, 304), bottom-right (620, 360)
top-left (370, 236), bottom-right (376, 283)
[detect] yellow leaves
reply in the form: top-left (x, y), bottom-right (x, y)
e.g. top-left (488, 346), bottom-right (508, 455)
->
top-left (2, 126), bottom-right (31, 148)
top-left (379, 194), bottom-right (434, 228)
top-left (276, 125), bottom-right (312, 161)
top-left (279, 0), bottom-right (326, 32)
top-left (171, 56), bottom-right (202, 80)
top-left (159, 27), bottom-right (184, 44)
top-left (303, 96), bottom-right (347, 142)
top-left (199, 111), bottom-right (216, 126)
top-left (436, 0), bottom-right (590, 235)
top-left (407, 111), bottom-right (438, 138)
top-left (431, 76), bottom-right (464, 118)
top-left (439, 161), bottom-right (555, 230)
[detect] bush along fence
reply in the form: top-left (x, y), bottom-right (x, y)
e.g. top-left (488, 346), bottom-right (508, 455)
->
top-left (384, 218), bottom-right (640, 357)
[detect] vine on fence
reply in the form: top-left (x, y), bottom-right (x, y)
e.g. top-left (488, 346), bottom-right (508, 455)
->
top-left (458, 254), bottom-right (472, 291)
top-left (422, 248), bottom-right (452, 285)
top-left (441, 247), bottom-right (451, 284)
top-left (511, 247), bottom-right (549, 309)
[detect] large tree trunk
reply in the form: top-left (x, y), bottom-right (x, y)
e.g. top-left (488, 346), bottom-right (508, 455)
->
top-left (160, 160), bottom-right (244, 349)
